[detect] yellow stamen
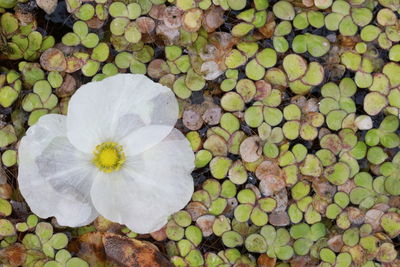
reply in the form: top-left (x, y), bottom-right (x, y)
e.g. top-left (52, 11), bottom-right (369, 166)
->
top-left (92, 142), bottom-right (125, 173)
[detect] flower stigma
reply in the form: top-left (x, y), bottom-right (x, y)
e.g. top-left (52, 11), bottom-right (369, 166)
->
top-left (92, 141), bottom-right (126, 173)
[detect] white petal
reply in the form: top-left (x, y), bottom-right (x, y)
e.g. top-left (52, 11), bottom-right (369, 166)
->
top-left (121, 125), bottom-right (175, 156)
top-left (18, 114), bottom-right (98, 227)
top-left (66, 74), bottom-right (178, 153)
top-left (90, 129), bottom-right (194, 233)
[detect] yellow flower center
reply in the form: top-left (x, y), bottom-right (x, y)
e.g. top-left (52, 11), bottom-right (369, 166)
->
top-left (92, 142), bottom-right (125, 173)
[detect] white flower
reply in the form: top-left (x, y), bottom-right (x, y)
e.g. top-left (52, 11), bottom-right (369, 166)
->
top-left (18, 74), bottom-right (195, 234)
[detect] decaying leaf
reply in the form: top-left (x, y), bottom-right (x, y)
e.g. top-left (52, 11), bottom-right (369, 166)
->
top-left (102, 233), bottom-right (173, 267)
top-left (0, 243), bottom-right (26, 266)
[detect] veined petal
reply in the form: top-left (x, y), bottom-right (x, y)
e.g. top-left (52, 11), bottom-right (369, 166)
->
top-left (18, 114), bottom-right (98, 227)
top-left (90, 129), bottom-right (194, 234)
top-left (66, 74), bottom-right (178, 153)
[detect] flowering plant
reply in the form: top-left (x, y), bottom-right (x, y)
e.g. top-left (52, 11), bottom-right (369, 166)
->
top-left (18, 74), bottom-right (195, 233)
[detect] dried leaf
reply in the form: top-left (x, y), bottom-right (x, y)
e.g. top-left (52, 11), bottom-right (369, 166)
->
top-left (0, 243), bottom-right (26, 266)
top-left (102, 233), bottom-right (172, 267)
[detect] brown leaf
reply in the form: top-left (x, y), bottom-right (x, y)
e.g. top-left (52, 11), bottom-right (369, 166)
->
top-left (40, 48), bottom-right (67, 72)
top-left (239, 136), bottom-right (263, 163)
top-left (0, 182), bottom-right (12, 199)
top-left (163, 6), bottom-right (183, 29)
top-left (257, 254), bottom-right (276, 267)
top-left (203, 6), bottom-right (224, 33)
top-left (149, 4), bottom-right (166, 20)
top-left (268, 211), bottom-right (290, 226)
top-left (15, 9), bottom-right (35, 24)
top-left (182, 9), bottom-right (203, 32)
top-left (254, 80), bottom-right (272, 101)
top-left (347, 207), bottom-right (365, 225)
top-left (183, 107), bottom-right (204, 130)
top-left (102, 233), bottom-right (172, 267)
top-left (148, 59), bottom-right (170, 79)
top-left (196, 215), bottom-right (215, 237)
top-left (137, 17), bottom-right (156, 34)
top-left (202, 104), bottom-right (222, 126)
top-left (365, 209), bottom-right (384, 230)
top-left (0, 243), bottom-right (26, 266)
top-left (36, 0), bottom-right (57, 14)
top-left (312, 178), bottom-right (336, 199)
top-left (388, 196), bottom-right (400, 208)
top-left (255, 160), bottom-right (281, 180)
top-left (258, 12), bottom-right (276, 38)
top-left (339, 35), bottom-right (358, 48)
top-left (185, 201), bottom-right (208, 221)
top-left (86, 17), bottom-right (105, 29)
top-left (93, 216), bottom-right (121, 232)
top-left (56, 74), bottom-right (77, 98)
top-left (337, 179), bottom-right (356, 194)
top-left (301, 0), bottom-right (314, 7)
top-left (69, 231), bottom-right (109, 267)
top-left (312, 196), bottom-right (329, 214)
top-left (327, 235), bottom-right (344, 253)
top-left (150, 226), bottom-right (167, 242)
top-left (290, 256), bottom-right (317, 267)
top-left (65, 56), bottom-right (86, 73)
top-left (259, 175), bottom-right (285, 196)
